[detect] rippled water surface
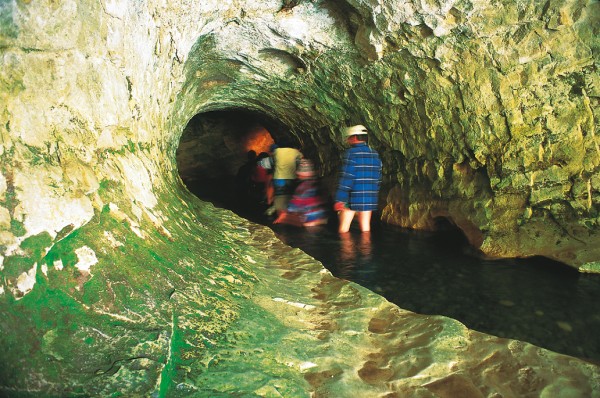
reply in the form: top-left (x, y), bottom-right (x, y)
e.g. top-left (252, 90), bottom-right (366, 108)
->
top-left (191, 179), bottom-right (600, 363)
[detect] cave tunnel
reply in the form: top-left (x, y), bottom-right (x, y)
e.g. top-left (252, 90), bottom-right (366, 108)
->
top-left (176, 109), bottom-right (471, 240)
top-left (176, 109), bottom-right (280, 208)
top-left (176, 108), bottom-right (344, 222)
top-left (2, 0), bottom-right (600, 396)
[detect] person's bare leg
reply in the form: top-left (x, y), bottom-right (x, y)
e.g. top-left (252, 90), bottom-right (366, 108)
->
top-left (303, 218), bottom-right (327, 227)
top-left (265, 175), bottom-right (274, 205)
top-left (338, 209), bottom-right (355, 233)
top-left (273, 210), bottom-right (287, 224)
top-left (357, 211), bottom-right (372, 232)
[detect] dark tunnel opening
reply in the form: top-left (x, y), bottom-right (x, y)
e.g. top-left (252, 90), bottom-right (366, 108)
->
top-left (176, 108), bottom-right (336, 224)
top-left (431, 215), bottom-right (471, 245)
top-left (176, 109), bottom-right (286, 216)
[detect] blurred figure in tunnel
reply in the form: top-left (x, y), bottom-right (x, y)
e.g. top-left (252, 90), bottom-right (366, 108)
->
top-left (251, 151), bottom-right (273, 207)
top-left (235, 150), bottom-right (257, 206)
top-left (273, 158), bottom-right (328, 227)
top-left (270, 138), bottom-right (302, 218)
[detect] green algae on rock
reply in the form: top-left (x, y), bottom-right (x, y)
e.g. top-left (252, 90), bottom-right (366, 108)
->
top-left (1, 0), bottom-right (600, 396)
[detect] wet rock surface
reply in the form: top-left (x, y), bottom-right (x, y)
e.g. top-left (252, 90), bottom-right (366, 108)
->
top-left (0, 0), bottom-right (599, 396)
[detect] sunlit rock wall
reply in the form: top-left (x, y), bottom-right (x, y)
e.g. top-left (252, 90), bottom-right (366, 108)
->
top-left (1, 0), bottom-right (599, 396)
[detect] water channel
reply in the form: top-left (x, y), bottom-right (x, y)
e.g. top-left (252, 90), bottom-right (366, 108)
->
top-left (188, 179), bottom-right (600, 364)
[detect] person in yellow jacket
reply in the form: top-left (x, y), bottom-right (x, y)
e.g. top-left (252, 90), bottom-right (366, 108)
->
top-left (271, 138), bottom-right (302, 217)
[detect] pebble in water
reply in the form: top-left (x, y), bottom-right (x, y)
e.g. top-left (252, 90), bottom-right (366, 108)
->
top-left (556, 321), bottom-right (573, 332)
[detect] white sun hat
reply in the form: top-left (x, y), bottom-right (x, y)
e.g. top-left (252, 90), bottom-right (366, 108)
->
top-left (345, 124), bottom-right (368, 136)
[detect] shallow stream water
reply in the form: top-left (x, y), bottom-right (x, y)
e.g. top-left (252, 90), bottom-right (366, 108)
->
top-left (189, 179), bottom-right (600, 363)
top-left (272, 221), bottom-right (600, 364)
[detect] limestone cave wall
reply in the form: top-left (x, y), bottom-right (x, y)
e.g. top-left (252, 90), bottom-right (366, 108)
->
top-left (173, 0), bottom-right (600, 269)
top-left (1, 0), bottom-right (599, 396)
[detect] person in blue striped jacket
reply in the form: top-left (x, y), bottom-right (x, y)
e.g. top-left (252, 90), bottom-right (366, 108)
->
top-left (334, 124), bottom-right (382, 233)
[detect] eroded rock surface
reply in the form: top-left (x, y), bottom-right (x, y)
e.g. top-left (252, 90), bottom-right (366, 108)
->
top-left (1, 0), bottom-right (599, 396)
top-left (177, 0), bottom-right (599, 269)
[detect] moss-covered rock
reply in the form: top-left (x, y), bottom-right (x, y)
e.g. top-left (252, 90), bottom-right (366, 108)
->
top-left (1, 0), bottom-right (599, 396)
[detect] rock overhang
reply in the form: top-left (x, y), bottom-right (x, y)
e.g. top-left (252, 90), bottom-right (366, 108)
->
top-left (1, 0), bottom-right (600, 395)
top-left (170, 0), bottom-right (600, 269)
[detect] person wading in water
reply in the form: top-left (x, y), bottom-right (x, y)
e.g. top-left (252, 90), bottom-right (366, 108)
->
top-left (334, 124), bottom-right (382, 233)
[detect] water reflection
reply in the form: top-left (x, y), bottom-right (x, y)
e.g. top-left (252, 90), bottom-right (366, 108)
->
top-left (271, 222), bottom-right (600, 363)
top-left (337, 233), bottom-right (373, 279)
